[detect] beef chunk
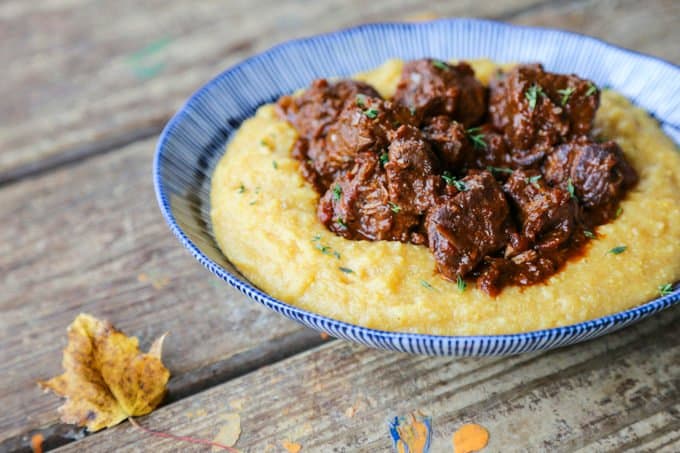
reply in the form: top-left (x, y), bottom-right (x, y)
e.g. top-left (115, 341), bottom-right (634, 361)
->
top-left (385, 125), bottom-right (441, 216)
top-left (426, 171), bottom-right (510, 279)
top-left (477, 254), bottom-right (560, 296)
top-left (464, 124), bottom-right (513, 171)
top-left (422, 116), bottom-right (470, 169)
top-left (489, 64), bottom-right (600, 165)
top-left (318, 153), bottom-right (421, 243)
top-left (393, 59), bottom-right (486, 127)
top-left (503, 169), bottom-right (575, 251)
top-left (277, 79), bottom-right (381, 140)
top-left (543, 138), bottom-right (637, 222)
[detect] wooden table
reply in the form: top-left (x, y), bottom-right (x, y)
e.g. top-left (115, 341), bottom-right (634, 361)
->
top-left (2, 1), bottom-right (678, 452)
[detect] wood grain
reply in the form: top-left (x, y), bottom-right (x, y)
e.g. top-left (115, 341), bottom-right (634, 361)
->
top-left (53, 306), bottom-right (680, 452)
top-left (0, 137), bottom-right (328, 451)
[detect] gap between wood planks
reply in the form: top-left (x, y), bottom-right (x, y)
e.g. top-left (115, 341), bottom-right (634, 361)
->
top-left (0, 0), bottom-right (572, 189)
top-left (1, 330), bottom-right (333, 453)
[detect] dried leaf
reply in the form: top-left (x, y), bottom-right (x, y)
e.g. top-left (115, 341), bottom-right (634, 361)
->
top-left (39, 314), bottom-right (170, 432)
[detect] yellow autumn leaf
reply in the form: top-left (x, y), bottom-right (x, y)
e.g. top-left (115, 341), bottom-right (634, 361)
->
top-left (39, 313), bottom-right (170, 432)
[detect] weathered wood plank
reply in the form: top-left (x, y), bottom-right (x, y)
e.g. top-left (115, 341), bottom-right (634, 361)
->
top-left (0, 136), bottom-right (328, 450)
top-left (0, 0), bottom-right (544, 183)
top-left (4, 0), bottom-right (679, 184)
top-left (53, 306), bottom-right (679, 452)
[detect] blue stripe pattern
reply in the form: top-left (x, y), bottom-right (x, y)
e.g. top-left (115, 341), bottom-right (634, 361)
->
top-left (154, 19), bottom-right (680, 356)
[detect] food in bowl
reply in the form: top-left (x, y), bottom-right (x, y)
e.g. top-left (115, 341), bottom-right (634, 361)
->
top-left (210, 59), bottom-right (680, 335)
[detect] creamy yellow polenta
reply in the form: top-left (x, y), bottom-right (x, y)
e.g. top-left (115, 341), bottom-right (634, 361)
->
top-left (210, 59), bottom-right (680, 335)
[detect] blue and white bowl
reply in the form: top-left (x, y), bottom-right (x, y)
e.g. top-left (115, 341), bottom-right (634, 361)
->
top-left (154, 19), bottom-right (680, 356)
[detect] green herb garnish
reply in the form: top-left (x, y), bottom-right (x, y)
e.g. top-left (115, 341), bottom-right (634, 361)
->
top-left (339, 266), bottom-right (354, 274)
top-left (487, 166), bottom-right (513, 175)
top-left (607, 245), bottom-right (627, 255)
top-left (467, 126), bottom-right (487, 149)
top-left (616, 206), bottom-right (623, 218)
top-left (557, 87), bottom-right (575, 106)
top-left (457, 275), bottom-right (467, 292)
top-left (364, 108), bottom-right (379, 119)
top-left (527, 175), bottom-right (542, 186)
top-left (356, 94), bottom-right (367, 108)
top-left (336, 217), bottom-right (347, 228)
top-left (567, 178), bottom-right (576, 198)
top-left (249, 200), bottom-right (257, 205)
top-left (315, 243), bottom-right (341, 259)
top-left (525, 84), bottom-right (545, 110)
top-left (583, 230), bottom-right (596, 239)
top-left (409, 106), bottom-right (417, 116)
top-left (272, 160), bottom-right (278, 169)
top-left (442, 171), bottom-right (468, 191)
top-left (585, 82), bottom-right (598, 96)
top-left (237, 183), bottom-right (246, 194)
top-left (432, 59), bottom-right (449, 70)
top-left (659, 283), bottom-right (673, 296)
top-left (420, 279), bottom-right (436, 290)
top-left (388, 202), bottom-right (401, 213)
top-left (379, 152), bottom-right (389, 166)
top-left (332, 184), bottom-right (342, 201)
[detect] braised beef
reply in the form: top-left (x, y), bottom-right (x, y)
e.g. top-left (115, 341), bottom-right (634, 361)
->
top-left (393, 59), bottom-right (486, 127)
top-left (276, 59), bottom-right (638, 295)
top-left (426, 171), bottom-right (510, 279)
top-left (543, 138), bottom-right (637, 223)
top-left (489, 64), bottom-right (599, 167)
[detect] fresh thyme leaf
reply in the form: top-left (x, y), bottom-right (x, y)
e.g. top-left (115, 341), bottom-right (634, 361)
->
top-left (466, 126), bottom-right (487, 149)
top-left (557, 87), bottom-right (575, 106)
top-left (567, 178), bottom-right (576, 198)
top-left (249, 200), bottom-right (257, 205)
top-left (616, 206), bottom-right (623, 218)
top-left (487, 166), bottom-right (513, 174)
top-left (332, 184), bottom-right (342, 201)
top-left (420, 279), bottom-right (435, 290)
top-left (237, 183), bottom-right (246, 194)
top-left (339, 266), bottom-right (354, 274)
top-left (659, 283), bottom-right (673, 296)
top-left (457, 275), bottom-right (466, 292)
top-left (453, 180), bottom-right (467, 191)
top-left (527, 175), bottom-right (542, 186)
top-left (442, 172), bottom-right (467, 191)
top-left (363, 108), bottom-right (379, 119)
top-left (356, 94), bottom-right (367, 108)
top-left (583, 229), bottom-right (596, 239)
top-left (585, 82), bottom-right (598, 96)
top-left (312, 234), bottom-right (321, 242)
top-left (315, 243), bottom-right (341, 259)
top-left (432, 59), bottom-right (449, 70)
top-left (333, 250), bottom-right (341, 259)
top-left (607, 245), bottom-right (627, 255)
top-left (388, 202), bottom-right (401, 213)
top-left (409, 106), bottom-right (417, 116)
top-left (272, 160), bottom-right (278, 169)
top-left (379, 152), bottom-right (389, 166)
top-left (336, 217), bottom-right (347, 227)
top-left (525, 84), bottom-right (545, 110)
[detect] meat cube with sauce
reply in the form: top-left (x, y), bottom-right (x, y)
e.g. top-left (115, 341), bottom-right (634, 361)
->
top-left (426, 170), bottom-right (510, 279)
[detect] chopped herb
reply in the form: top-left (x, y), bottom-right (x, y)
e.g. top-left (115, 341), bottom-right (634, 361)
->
top-left (409, 106), bottom-right (417, 116)
top-left (356, 94), bottom-right (367, 107)
top-left (272, 160), bottom-right (278, 169)
top-left (527, 175), bottom-right (542, 186)
top-left (585, 82), bottom-right (598, 96)
top-left (260, 139), bottom-right (268, 147)
top-left (249, 200), bottom-right (257, 205)
top-left (312, 234), bottom-right (321, 242)
top-left (336, 217), bottom-right (347, 228)
top-left (420, 279), bottom-right (436, 290)
top-left (432, 59), bottom-right (449, 70)
top-left (616, 206), bottom-right (623, 218)
top-left (332, 184), bottom-right (342, 201)
top-left (339, 266), bottom-right (354, 274)
top-left (363, 108), bottom-right (379, 119)
top-left (557, 87), bottom-right (575, 106)
top-left (607, 245), bottom-right (627, 255)
top-left (254, 186), bottom-right (261, 194)
top-left (237, 183), bottom-right (246, 194)
top-left (442, 171), bottom-right (467, 191)
top-left (457, 275), bottom-right (467, 292)
top-left (658, 283), bottom-right (673, 296)
top-left (379, 152), bottom-right (389, 166)
top-left (315, 243), bottom-right (341, 259)
top-left (388, 202), bottom-right (401, 213)
top-left (467, 126), bottom-right (487, 149)
top-left (583, 229), bottom-right (596, 239)
top-left (525, 84), bottom-right (545, 110)
top-left (567, 178), bottom-right (576, 198)
top-left (487, 166), bottom-right (513, 174)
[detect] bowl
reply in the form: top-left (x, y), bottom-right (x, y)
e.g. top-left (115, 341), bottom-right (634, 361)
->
top-left (154, 19), bottom-right (680, 356)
